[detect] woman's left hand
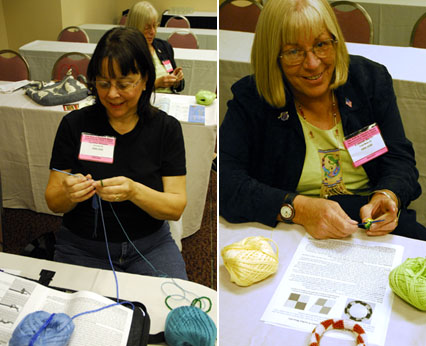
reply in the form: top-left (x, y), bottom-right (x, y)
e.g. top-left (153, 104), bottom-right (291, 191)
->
top-left (92, 176), bottom-right (135, 203)
top-left (172, 67), bottom-right (184, 82)
top-left (360, 192), bottom-right (399, 236)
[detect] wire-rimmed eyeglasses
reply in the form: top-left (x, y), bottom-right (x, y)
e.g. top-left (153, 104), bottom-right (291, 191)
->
top-left (94, 78), bottom-right (142, 93)
top-left (279, 39), bottom-right (338, 66)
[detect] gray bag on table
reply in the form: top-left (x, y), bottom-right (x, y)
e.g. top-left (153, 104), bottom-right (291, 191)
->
top-left (25, 73), bottom-right (89, 106)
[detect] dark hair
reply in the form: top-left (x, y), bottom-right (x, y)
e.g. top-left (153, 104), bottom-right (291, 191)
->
top-left (87, 26), bottom-right (156, 119)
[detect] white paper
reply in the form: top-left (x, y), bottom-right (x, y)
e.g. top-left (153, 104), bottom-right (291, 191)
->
top-left (0, 271), bottom-right (132, 346)
top-left (0, 80), bottom-right (30, 93)
top-left (261, 234), bottom-right (403, 346)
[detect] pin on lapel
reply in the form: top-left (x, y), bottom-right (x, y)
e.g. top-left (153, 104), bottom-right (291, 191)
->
top-left (345, 97), bottom-right (352, 108)
top-left (278, 111), bottom-right (289, 121)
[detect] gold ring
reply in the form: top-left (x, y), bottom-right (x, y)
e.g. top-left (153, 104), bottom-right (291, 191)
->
top-left (100, 180), bottom-right (104, 187)
top-left (114, 196), bottom-right (120, 201)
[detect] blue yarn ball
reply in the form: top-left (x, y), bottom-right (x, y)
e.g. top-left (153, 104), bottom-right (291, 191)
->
top-left (164, 306), bottom-right (217, 346)
top-left (10, 311), bottom-right (75, 346)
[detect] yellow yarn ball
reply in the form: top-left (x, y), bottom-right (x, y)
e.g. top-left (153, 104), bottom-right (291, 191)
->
top-left (389, 257), bottom-right (426, 311)
top-left (221, 236), bottom-right (279, 287)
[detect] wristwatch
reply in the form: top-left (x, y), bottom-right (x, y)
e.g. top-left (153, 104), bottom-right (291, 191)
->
top-left (279, 192), bottom-right (298, 223)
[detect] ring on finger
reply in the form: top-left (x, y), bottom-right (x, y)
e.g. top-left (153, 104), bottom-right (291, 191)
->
top-left (114, 195), bottom-right (120, 201)
top-left (100, 180), bottom-right (104, 187)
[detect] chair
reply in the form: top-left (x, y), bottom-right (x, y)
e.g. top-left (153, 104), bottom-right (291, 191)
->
top-left (165, 15), bottom-right (191, 28)
top-left (119, 9), bottom-right (129, 25)
top-left (410, 12), bottom-right (426, 48)
top-left (167, 30), bottom-right (199, 49)
top-left (219, 0), bottom-right (262, 33)
top-left (51, 52), bottom-right (91, 82)
top-left (330, 1), bottom-right (373, 44)
top-left (57, 26), bottom-right (90, 43)
top-left (0, 49), bottom-right (31, 81)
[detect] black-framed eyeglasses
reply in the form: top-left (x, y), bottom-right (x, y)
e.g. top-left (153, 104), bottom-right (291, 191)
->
top-left (279, 39), bottom-right (338, 66)
top-left (94, 78), bottom-right (142, 93)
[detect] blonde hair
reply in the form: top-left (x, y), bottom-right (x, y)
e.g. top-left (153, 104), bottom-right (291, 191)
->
top-left (251, 0), bottom-right (349, 108)
top-left (125, 1), bottom-right (158, 33)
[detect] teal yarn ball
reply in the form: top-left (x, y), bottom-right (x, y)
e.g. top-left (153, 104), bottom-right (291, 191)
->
top-left (164, 306), bottom-right (217, 346)
top-left (389, 257), bottom-right (426, 311)
top-left (9, 311), bottom-right (75, 346)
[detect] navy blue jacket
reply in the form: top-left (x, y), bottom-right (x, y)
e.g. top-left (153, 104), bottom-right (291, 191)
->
top-left (152, 38), bottom-right (185, 93)
top-left (219, 55), bottom-right (421, 227)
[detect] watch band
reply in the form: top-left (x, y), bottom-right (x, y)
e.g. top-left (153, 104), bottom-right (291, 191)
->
top-left (280, 192), bottom-right (298, 223)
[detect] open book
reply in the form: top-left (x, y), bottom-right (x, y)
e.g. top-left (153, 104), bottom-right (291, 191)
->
top-left (0, 271), bottom-right (133, 346)
top-left (154, 97), bottom-right (205, 124)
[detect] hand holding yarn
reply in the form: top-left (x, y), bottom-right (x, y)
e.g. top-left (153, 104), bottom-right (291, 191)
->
top-left (221, 236), bottom-right (279, 287)
top-left (389, 257), bottom-right (426, 311)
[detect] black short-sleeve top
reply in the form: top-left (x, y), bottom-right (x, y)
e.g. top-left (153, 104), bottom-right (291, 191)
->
top-left (49, 104), bottom-right (186, 242)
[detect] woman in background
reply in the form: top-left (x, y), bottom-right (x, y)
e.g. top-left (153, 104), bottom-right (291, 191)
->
top-left (126, 1), bottom-right (185, 93)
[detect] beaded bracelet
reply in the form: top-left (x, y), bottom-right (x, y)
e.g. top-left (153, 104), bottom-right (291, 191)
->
top-left (309, 319), bottom-right (367, 346)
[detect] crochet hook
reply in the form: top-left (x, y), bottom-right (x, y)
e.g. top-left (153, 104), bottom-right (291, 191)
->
top-left (358, 219), bottom-right (385, 229)
top-left (52, 168), bottom-right (77, 176)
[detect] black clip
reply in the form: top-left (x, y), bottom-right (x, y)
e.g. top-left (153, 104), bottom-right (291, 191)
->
top-left (39, 269), bottom-right (55, 286)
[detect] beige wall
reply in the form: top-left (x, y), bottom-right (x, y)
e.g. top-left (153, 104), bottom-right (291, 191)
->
top-left (61, 0), bottom-right (118, 28)
top-left (2, 0), bottom-right (62, 51)
top-left (117, 0), bottom-right (217, 19)
top-left (1, 0), bottom-right (216, 51)
top-left (0, 1), bottom-right (8, 49)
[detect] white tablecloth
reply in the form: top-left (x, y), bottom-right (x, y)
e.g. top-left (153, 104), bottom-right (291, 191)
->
top-left (0, 88), bottom-right (217, 239)
top-left (327, 0), bottom-right (426, 46)
top-left (19, 40), bottom-right (217, 95)
top-left (79, 24), bottom-right (217, 50)
top-left (0, 252), bottom-right (217, 339)
top-left (219, 29), bottom-right (426, 226)
top-left (219, 217), bottom-right (426, 346)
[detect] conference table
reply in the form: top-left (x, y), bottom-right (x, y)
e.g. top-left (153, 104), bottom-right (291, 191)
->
top-left (160, 10), bottom-right (217, 29)
top-left (79, 24), bottom-right (217, 50)
top-left (0, 84), bottom-right (217, 243)
top-left (0, 252), bottom-right (217, 345)
top-left (219, 29), bottom-right (426, 226)
top-left (326, 0), bottom-right (426, 47)
top-left (219, 216), bottom-right (426, 346)
top-left (18, 40), bottom-right (217, 96)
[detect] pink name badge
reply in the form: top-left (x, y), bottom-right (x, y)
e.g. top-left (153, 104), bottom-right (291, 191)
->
top-left (78, 133), bottom-right (116, 164)
top-left (162, 60), bottom-right (174, 73)
top-left (343, 123), bottom-right (388, 167)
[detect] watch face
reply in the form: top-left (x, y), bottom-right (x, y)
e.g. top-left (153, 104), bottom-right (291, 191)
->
top-left (280, 204), bottom-right (294, 220)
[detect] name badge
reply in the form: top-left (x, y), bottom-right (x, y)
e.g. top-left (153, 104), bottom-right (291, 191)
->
top-left (162, 59), bottom-right (174, 73)
top-left (343, 123), bottom-right (388, 167)
top-left (78, 133), bottom-right (116, 164)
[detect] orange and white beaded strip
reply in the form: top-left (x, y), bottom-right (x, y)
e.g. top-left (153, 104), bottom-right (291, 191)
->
top-left (309, 319), bottom-right (367, 346)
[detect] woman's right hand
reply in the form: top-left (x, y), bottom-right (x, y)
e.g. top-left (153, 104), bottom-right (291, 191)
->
top-left (293, 195), bottom-right (359, 239)
top-left (62, 174), bottom-right (95, 204)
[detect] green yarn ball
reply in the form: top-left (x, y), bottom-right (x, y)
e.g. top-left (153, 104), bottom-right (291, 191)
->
top-left (389, 257), bottom-right (426, 311)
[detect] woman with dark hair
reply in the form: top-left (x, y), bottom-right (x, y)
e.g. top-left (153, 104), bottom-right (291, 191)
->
top-left (45, 26), bottom-right (188, 279)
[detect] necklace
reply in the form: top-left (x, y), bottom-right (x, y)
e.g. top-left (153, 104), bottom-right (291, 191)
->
top-left (296, 92), bottom-right (339, 140)
top-left (296, 92), bottom-right (351, 198)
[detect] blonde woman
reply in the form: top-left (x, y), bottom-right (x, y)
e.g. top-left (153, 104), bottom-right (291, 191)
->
top-left (126, 1), bottom-right (184, 93)
top-left (219, 0), bottom-right (425, 240)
